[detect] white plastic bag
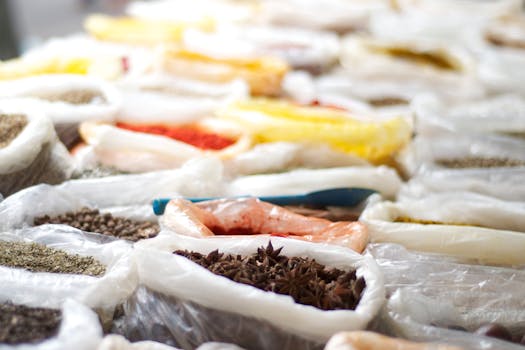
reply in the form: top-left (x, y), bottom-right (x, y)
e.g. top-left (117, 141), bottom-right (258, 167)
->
top-left (0, 299), bottom-right (103, 350)
top-left (361, 195), bottom-right (525, 266)
top-left (0, 100), bottom-right (72, 197)
top-left (0, 227), bottom-right (136, 312)
top-left (97, 336), bottom-right (245, 350)
top-left (367, 243), bottom-right (525, 349)
top-left (125, 233), bottom-right (384, 348)
top-left (225, 166), bottom-right (402, 200)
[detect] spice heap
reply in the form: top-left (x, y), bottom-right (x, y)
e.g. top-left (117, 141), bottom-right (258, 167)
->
top-left (394, 216), bottom-right (473, 227)
top-left (34, 207), bottom-right (159, 242)
top-left (367, 97), bottom-right (408, 107)
top-left (436, 157), bottom-right (525, 169)
top-left (0, 241), bottom-right (106, 276)
top-left (0, 114), bottom-right (27, 148)
top-left (116, 122), bottom-right (236, 150)
top-left (33, 89), bottom-right (106, 105)
top-left (0, 302), bottom-right (62, 345)
top-left (174, 242), bottom-right (366, 311)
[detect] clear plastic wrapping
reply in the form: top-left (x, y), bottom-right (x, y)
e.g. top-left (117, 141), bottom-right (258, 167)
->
top-left (119, 234), bottom-right (385, 349)
top-left (367, 243), bottom-right (525, 350)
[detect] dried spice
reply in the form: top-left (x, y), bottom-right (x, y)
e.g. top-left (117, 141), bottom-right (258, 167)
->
top-left (0, 241), bottom-right (105, 276)
top-left (446, 323), bottom-right (525, 346)
top-left (373, 47), bottom-right (459, 71)
top-left (72, 166), bottom-right (127, 179)
top-left (0, 114), bottom-right (27, 148)
top-left (436, 157), bottom-right (525, 169)
top-left (32, 89), bottom-right (106, 105)
top-left (116, 122), bottom-right (237, 150)
top-left (34, 207), bottom-right (159, 242)
top-left (485, 32), bottom-right (525, 50)
top-left (394, 216), bottom-right (473, 227)
top-left (0, 302), bottom-right (62, 345)
top-left (367, 97), bottom-right (408, 107)
top-left (174, 242), bottom-right (366, 311)
top-left (284, 205), bottom-right (361, 222)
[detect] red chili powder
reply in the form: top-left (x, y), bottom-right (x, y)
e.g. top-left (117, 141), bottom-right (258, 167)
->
top-left (116, 122), bottom-right (236, 150)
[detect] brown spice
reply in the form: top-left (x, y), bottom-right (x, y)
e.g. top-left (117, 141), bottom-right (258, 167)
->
top-left (372, 46), bottom-right (459, 71)
top-left (34, 207), bottom-right (159, 242)
top-left (485, 32), bottom-right (525, 50)
top-left (0, 114), bottom-right (27, 148)
top-left (367, 97), bottom-right (408, 107)
top-left (32, 89), bottom-right (106, 105)
top-left (0, 241), bottom-right (106, 276)
top-left (394, 216), bottom-right (471, 227)
top-left (0, 302), bottom-right (61, 345)
top-left (174, 242), bottom-right (366, 311)
top-left (436, 157), bottom-right (525, 168)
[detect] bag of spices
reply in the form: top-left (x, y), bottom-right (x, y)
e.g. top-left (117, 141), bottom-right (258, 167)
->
top-left (399, 167), bottom-right (525, 201)
top-left (360, 194), bottom-right (525, 266)
top-left (0, 299), bottom-right (103, 350)
top-left (98, 335), bottom-right (244, 350)
top-left (160, 197), bottom-right (369, 253)
top-left (77, 119), bottom-right (251, 173)
top-left (225, 165), bottom-right (402, 200)
top-left (397, 133), bottom-right (525, 178)
top-left (0, 227), bottom-right (136, 320)
top-left (0, 100), bottom-right (72, 197)
top-left (116, 234), bottom-right (384, 350)
top-left (367, 243), bottom-right (525, 349)
top-left (0, 75), bottom-right (121, 149)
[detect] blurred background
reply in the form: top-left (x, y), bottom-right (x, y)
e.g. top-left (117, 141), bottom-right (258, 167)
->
top-left (0, 0), bottom-right (130, 59)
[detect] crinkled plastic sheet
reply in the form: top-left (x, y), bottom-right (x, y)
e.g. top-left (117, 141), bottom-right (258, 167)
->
top-left (0, 226), bottom-right (137, 316)
top-left (396, 133), bottom-right (525, 178)
top-left (0, 299), bottom-right (103, 350)
top-left (367, 243), bottom-right (525, 350)
top-left (360, 194), bottom-right (525, 266)
top-left (128, 234), bottom-right (384, 348)
top-left (113, 286), bottom-right (324, 350)
top-left (398, 167), bottom-right (525, 202)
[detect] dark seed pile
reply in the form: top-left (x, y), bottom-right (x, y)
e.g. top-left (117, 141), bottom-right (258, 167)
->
top-left (33, 89), bottom-right (106, 105)
top-left (34, 207), bottom-right (159, 242)
top-left (0, 302), bottom-right (62, 345)
top-left (174, 242), bottom-right (366, 311)
top-left (436, 157), bottom-right (525, 168)
top-left (0, 241), bottom-right (105, 276)
top-left (0, 114), bottom-right (28, 148)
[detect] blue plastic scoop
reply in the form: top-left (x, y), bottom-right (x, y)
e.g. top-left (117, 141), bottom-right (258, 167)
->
top-left (152, 187), bottom-right (376, 215)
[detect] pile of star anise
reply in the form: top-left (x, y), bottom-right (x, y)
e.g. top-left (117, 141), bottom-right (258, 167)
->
top-left (174, 242), bottom-right (366, 311)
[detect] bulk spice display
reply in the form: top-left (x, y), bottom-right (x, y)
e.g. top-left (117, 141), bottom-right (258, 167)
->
top-left (0, 0), bottom-right (525, 349)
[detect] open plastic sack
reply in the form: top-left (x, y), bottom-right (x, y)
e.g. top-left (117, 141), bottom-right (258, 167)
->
top-left (324, 331), bottom-right (462, 350)
top-left (116, 234), bottom-right (384, 349)
top-left (0, 75), bottom-right (121, 149)
top-left (98, 335), bottom-right (245, 350)
top-left (0, 299), bottom-right (103, 350)
top-left (0, 100), bottom-right (72, 197)
top-left (414, 94), bottom-right (525, 137)
top-left (225, 166), bottom-right (402, 200)
top-left (217, 98), bottom-right (412, 164)
top-left (77, 119), bottom-right (251, 173)
top-left (367, 243), bottom-right (525, 349)
top-left (160, 197), bottom-right (368, 253)
top-left (0, 226), bottom-right (136, 316)
top-left (399, 167), bottom-right (525, 201)
top-left (360, 194), bottom-right (525, 266)
top-left (397, 133), bottom-right (525, 178)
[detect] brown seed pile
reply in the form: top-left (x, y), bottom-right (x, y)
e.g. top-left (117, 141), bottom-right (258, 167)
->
top-left (0, 302), bottom-right (62, 345)
top-left (436, 157), bottom-right (525, 169)
top-left (174, 242), bottom-right (366, 311)
top-left (0, 114), bottom-right (28, 148)
top-left (34, 207), bottom-right (159, 242)
top-left (0, 241), bottom-right (106, 276)
top-left (33, 89), bottom-right (106, 105)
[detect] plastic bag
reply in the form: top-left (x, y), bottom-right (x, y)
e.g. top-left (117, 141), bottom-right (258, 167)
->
top-left (360, 194), bottom-right (525, 266)
top-left (98, 335), bottom-right (245, 350)
top-left (160, 197), bottom-right (369, 253)
top-left (324, 331), bottom-right (462, 350)
top-left (399, 167), bottom-right (525, 201)
top-left (225, 166), bottom-right (402, 200)
top-left (0, 299), bottom-right (103, 350)
top-left (120, 234), bottom-right (384, 349)
top-left (396, 133), bottom-right (525, 177)
top-left (414, 94), bottom-right (525, 137)
top-left (0, 100), bottom-right (72, 197)
top-left (217, 99), bottom-right (412, 163)
top-left (0, 226), bottom-right (136, 313)
top-left (367, 243), bottom-right (525, 349)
